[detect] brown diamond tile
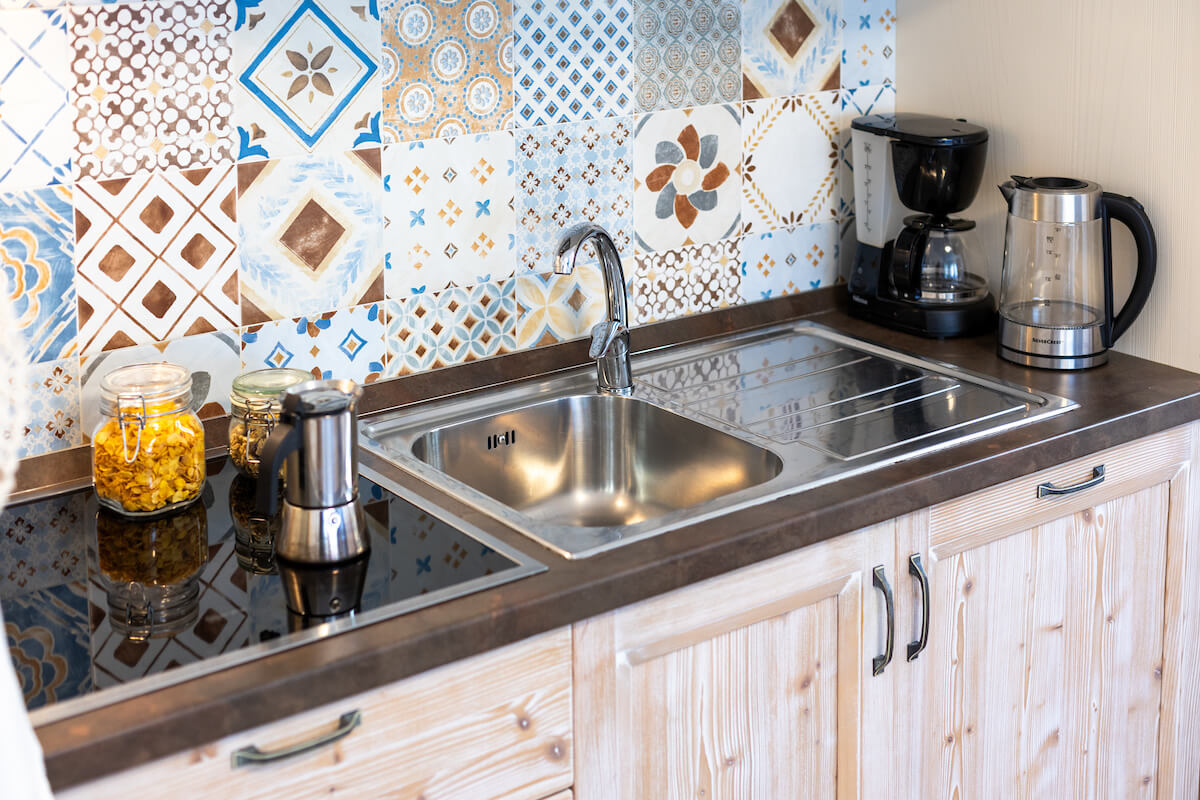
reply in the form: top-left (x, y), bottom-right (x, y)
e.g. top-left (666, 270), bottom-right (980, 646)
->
top-left (99, 245), bottom-right (136, 281)
top-left (180, 234), bottom-right (217, 270)
top-left (139, 196), bottom-right (174, 234)
top-left (142, 281), bottom-right (178, 318)
top-left (770, 0), bottom-right (815, 59)
top-left (279, 199), bottom-right (346, 271)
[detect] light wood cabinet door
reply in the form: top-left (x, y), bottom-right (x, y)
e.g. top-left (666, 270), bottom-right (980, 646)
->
top-left (573, 525), bottom-right (894, 800)
top-left (915, 424), bottom-right (1200, 798)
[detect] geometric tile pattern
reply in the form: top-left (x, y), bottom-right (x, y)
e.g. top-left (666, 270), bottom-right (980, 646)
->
top-left (4, 581), bottom-right (92, 709)
top-left (68, 0), bottom-right (235, 180)
top-left (383, 131), bottom-right (516, 296)
top-left (742, 91), bottom-right (838, 233)
top-left (841, 0), bottom-right (895, 89)
top-left (19, 356), bottom-right (82, 459)
top-left (237, 148), bottom-right (384, 323)
top-left (514, 115), bottom-right (633, 273)
top-left (381, 0), bottom-right (515, 142)
top-left (741, 219), bottom-right (839, 302)
top-left (633, 0), bottom-right (740, 112)
top-left (742, 0), bottom-right (839, 99)
top-left (0, 8), bottom-right (72, 191)
top-left (233, 0), bottom-right (382, 160)
top-left (631, 236), bottom-right (741, 324)
top-left (514, 0), bottom-right (633, 126)
top-left (73, 165), bottom-right (240, 354)
top-left (384, 280), bottom-right (518, 376)
top-left (633, 103), bottom-right (741, 252)
top-left (240, 302), bottom-right (388, 384)
top-left (513, 259), bottom-right (606, 348)
top-left (0, 492), bottom-right (85, 600)
top-left (78, 330), bottom-right (241, 439)
top-left (0, 184), bottom-right (77, 362)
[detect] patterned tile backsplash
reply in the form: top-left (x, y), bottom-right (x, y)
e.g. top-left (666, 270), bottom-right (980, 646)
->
top-left (0, 0), bottom-right (897, 461)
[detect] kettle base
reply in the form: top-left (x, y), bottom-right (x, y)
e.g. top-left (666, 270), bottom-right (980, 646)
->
top-left (998, 344), bottom-right (1108, 371)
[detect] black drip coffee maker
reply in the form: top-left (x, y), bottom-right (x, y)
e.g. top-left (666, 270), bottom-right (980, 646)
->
top-left (846, 113), bottom-right (995, 338)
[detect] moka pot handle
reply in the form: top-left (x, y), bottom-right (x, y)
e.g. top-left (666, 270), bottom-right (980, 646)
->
top-left (1102, 192), bottom-right (1157, 346)
top-left (256, 418), bottom-right (299, 518)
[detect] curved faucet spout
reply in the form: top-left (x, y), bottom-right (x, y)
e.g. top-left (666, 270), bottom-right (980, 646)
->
top-left (554, 224), bottom-right (634, 395)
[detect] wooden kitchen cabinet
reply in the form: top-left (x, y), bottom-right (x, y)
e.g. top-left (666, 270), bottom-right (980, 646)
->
top-left (62, 627), bottom-right (574, 800)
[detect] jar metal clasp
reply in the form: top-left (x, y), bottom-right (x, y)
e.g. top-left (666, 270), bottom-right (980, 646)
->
top-left (116, 393), bottom-right (148, 464)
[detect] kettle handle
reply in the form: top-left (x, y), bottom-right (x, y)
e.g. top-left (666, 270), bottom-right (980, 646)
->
top-left (1102, 192), bottom-right (1157, 346)
top-left (890, 224), bottom-right (927, 298)
top-left (256, 418), bottom-right (299, 517)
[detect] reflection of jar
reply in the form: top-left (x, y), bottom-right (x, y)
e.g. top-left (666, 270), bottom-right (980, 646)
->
top-left (228, 368), bottom-right (311, 477)
top-left (93, 363), bottom-right (205, 517)
top-left (229, 474), bottom-right (280, 574)
top-left (96, 503), bottom-right (208, 640)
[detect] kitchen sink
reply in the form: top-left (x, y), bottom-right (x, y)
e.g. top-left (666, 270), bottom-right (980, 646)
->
top-left (361, 320), bottom-right (1077, 558)
top-left (410, 394), bottom-right (783, 528)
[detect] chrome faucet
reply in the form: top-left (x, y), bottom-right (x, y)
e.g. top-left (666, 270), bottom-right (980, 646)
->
top-left (553, 224), bottom-right (634, 396)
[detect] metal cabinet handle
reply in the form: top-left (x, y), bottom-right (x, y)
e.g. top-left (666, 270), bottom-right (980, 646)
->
top-left (232, 709), bottom-right (362, 768)
top-left (1037, 465), bottom-right (1105, 499)
top-left (871, 565), bottom-right (894, 676)
top-left (906, 553), bottom-right (930, 662)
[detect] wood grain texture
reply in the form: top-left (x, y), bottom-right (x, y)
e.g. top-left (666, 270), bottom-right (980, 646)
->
top-left (62, 628), bottom-right (573, 800)
top-left (574, 528), bottom-right (878, 800)
top-left (540, 791), bottom-right (573, 800)
top-left (898, 0), bottom-right (1200, 372)
top-left (922, 484), bottom-right (1169, 797)
top-left (929, 426), bottom-right (1190, 554)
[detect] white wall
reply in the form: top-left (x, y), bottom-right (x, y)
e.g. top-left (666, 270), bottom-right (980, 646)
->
top-left (897, 0), bottom-right (1200, 371)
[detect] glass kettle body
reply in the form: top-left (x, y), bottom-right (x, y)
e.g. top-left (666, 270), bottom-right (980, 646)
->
top-left (997, 176), bottom-right (1156, 370)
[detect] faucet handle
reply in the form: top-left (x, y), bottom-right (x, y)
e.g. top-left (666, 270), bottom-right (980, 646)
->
top-left (588, 319), bottom-right (627, 360)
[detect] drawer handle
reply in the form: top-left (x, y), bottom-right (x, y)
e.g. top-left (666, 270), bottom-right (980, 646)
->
top-left (232, 709), bottom-right (361, 768)
top-left (906, 553), bottom-right (930, 663)
top-left (1036, 464), bottom-right (1105, 499)
top-left (871, 565), bottom-right (894, 677)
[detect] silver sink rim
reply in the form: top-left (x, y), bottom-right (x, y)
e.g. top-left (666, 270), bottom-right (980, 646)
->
top-left (360, 320), bottom-right (1078, 559)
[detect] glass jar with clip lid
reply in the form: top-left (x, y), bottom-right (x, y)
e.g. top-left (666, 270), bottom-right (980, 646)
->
top-left (92, 362), bottom-right (205, 517)
top-left (228, 367), bottom-right (312, 477)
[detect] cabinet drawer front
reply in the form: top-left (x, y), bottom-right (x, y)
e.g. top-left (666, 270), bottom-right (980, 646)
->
top-left (929, 425), bottom-right (1192, 554)
top-left (63, 628), bottom-right (573, 800)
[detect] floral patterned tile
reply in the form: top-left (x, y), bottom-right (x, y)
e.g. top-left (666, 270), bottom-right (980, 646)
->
top-left (0, 8), bottom-right (72, 191)
top-left (19, 356), bottom-right (82, 459)
top-left (78, 330), bottom-right (242, 440)
top-left (841, 0), bottom-right (895, 89)
top-left (740, 219), bottom-right (839, 302)
top-left (383, 131), bottom-right (516, 297)
top-left (0, 492), bottom-right (86, 599)
top-left (633, 0), bottom-right (740, 112)
top-left (233, 0), bottom-right (382, 161)
top-left (630, 237), bottom-right (740, 324)
top-left (68, 0), bottom-right (235, 180)
top-left (4, 582), bottom-right (92, 709)
top-left (514, 0), bottom-right (634, 126)
top-left (73, 165), bottom-right (240, 354)
top-left (513, 259), bottom-right (606, 348)
top-left (240, 302), bottom-right (388, 383)
top-left (633, 104), bottom-right (740, 253)
top-left (742, 92), bottom-right (838, 234)
top-left (381, 0), bottom-right (514, 142)
top-left (384, 281), bottom-right (518, 376)
top-left (742, 0), bottom-right (839, 99)
top-left (0, 184), bottom-right (77, 362)
top-left (514, 115), bottom-right (633, 273)
top-left (237, 148), bottom-right (384, 323)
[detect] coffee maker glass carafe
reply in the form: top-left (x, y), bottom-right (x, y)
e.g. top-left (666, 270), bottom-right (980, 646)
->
top-left (892, 217), bottom-right (990, 304)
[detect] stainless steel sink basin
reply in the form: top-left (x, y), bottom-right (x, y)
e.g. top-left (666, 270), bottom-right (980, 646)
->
top-left (361, 320), bottom-right (1077, 558)
top-left (411, 394), bottom-right (782, 528)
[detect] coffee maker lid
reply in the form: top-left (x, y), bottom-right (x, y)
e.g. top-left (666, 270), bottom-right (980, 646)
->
top-left (851, 113), bottom-right (988, 147)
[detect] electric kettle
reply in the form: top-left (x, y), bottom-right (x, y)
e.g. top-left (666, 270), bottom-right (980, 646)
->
top-left (997, 176), bottom-right (1156, 369)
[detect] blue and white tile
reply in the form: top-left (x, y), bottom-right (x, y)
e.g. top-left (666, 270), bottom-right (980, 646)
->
top-left (514, 115), bottom-right (633, 273)
top-left (0, 184), bottom-right (76, 362)
top-left (841, 0), bottom-right (895, 88)
top-left (3, 582), bottom-right (92, 709)
top-left (0, 8), bottom-right (71, 190)
top-left (633, 0), bottom-right (740, 112)
top-left (78, 331), bottom-right (242, 440)
top-left (740, 220), bottom-right (839, 301)
top-left (383, 131), bottom-right (516, 297)
top-left (238, 149), bottom-right (384, 323)
top-left (514, 0), bottom-right (633, 126)
top-left (742, 0), bottom-right (839, 99)
top-left (240, 302), bottom-right (388, 384)
top-left (19, 356), bottom-right (82, 459)
top-left (233, 0), bottom-right (382, 160)
top-left (631, 237), bottom-right (741, 324)
top-left (514, 261), bottom-right (606, 347)
top-left (384, 281), bottom-right (518, 376)
top-left (0, 492), bottom-right (86, 600)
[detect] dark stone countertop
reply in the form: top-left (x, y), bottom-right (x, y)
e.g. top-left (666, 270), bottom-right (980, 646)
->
top-left (22, 291), bottom-right (1200, 789)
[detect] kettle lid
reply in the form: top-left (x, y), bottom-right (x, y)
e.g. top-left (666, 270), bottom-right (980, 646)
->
top-left (282, 379), bottom-right (363, 416)
top-left (1002, 175), bottom-right (1103, 223)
